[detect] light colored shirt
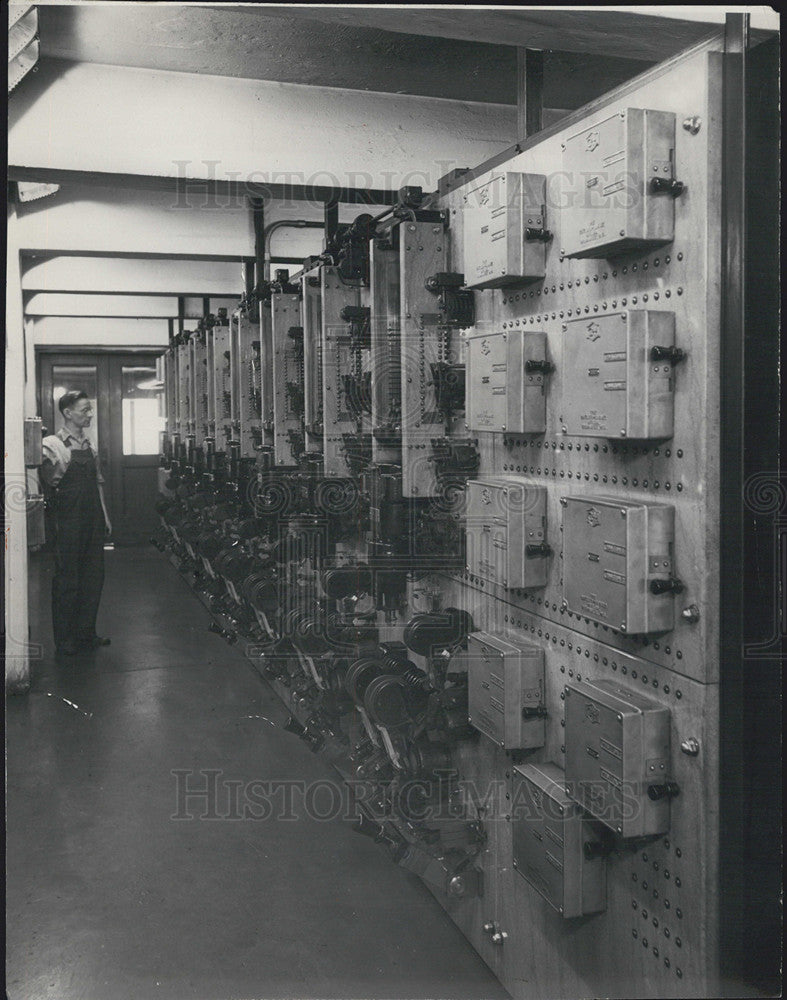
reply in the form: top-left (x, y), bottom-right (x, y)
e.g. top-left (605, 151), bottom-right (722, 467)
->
top-left (41, 428), bottom-right (105, 487)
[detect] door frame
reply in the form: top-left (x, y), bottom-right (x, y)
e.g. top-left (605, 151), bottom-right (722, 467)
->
top-left (36, 346), bottom-right (166, 544)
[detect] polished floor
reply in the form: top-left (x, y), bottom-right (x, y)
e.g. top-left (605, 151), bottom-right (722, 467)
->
top-left (6, 547), bottom-right (509, 1000)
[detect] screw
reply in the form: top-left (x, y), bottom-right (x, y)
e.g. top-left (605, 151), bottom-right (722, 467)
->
top-left (681, 604), bottom-right (700, 623)
top-left (683, 116), bottom-right (702, 134)
top-left (680, 737), bottom-right (700, 756)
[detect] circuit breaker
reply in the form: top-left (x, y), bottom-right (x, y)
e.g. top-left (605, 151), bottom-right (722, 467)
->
top-left (561, 108), bottom-right (680, 258)
top-left (512, 762), bottom-right (607, 917)
top-left (466, 330), bottom-right (550, 434)
top-left (465, 632), bottom-right (545, 750)
top-left (564, 678), bottom-right (673, 838)
top-left (562, 495), bottom-right (677, 634)
top-left (463, 171), bottom-right (548, 288)
top-left (465, 477), bottom-right (549, 590)
top-left (561, 311), bottom-right (677, 440)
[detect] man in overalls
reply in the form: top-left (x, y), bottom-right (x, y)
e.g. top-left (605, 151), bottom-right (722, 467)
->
top-left (41, 390), bottom-right (113, 656)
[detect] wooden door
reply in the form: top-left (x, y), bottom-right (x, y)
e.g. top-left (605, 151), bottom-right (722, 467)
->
top-left (38, 351), bottom-right (164, 545)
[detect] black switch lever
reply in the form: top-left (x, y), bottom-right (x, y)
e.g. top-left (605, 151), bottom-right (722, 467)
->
top-left (648, 781), bottom-right (680, 801)
top-left (524, 227), bottom-right (553, 242)
top-left (525, 542), bottom-right (552, 557)
top-left (650, 177), bottom-right (685, 197)
top-left (649, 577), bottom-right (684, 595)
top-left (650, 346), bottom-right (686, 364)
top-left (525, 359), bottom-right (555, 375)
top-left (522, 704), bottom-right (548, 720)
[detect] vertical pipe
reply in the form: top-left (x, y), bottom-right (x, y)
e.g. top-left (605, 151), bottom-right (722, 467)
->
top-left (324, 199), bottom-right (339, 247)
top-left (251, 197), bottom-right (266, 285)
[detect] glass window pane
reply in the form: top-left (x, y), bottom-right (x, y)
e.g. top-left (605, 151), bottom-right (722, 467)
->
top-left (52, 366), bottom-right (99, 450)
top-left (122, 366), bottom-right (166, 455)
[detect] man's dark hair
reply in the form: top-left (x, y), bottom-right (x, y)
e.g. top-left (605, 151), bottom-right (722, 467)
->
top-left (58, 390), bottom-right (89, 415)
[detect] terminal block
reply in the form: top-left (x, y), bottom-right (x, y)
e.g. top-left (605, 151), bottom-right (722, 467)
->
top-left (512, 762), bottom-right (607, 917)
top-left (462, 171), bottom-right (548, 288)
top-left (561, 495), bottom-right (678, 634)
top-left (564, 678), bottom-right (674, 838)
top-left (561, 108), bottom-right (681, 258)
top-left (465, 632), bottom-right (546, 750)
top-left (466, 330), bottom-right (551, 434)
top-left (561, 311), bottom-right (678, 440)
top-left (466, 477), bottom-right (549, 590)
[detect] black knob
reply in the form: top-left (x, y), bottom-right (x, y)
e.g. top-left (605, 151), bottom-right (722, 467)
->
top-left (525, 542), bottom-right (552, 557)
top-left (649, 577), bottom-right (684, 595)
top-left (524, 227), bottom-right (553, 242)
top-left (524, 359), bottom-right (555, 375)
top-left (650, 177), bottom-right (685, 197)
top-left (648, 781), bottom-right (680, 801)
top-left (650, 346), bottom-right (686, 364)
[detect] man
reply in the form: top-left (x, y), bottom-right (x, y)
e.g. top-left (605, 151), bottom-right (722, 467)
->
top-left (40, 390), bottom-right (112, 656)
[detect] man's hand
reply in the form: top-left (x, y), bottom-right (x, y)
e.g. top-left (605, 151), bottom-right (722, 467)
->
top-left (104, 516), bottom-right (113, 537)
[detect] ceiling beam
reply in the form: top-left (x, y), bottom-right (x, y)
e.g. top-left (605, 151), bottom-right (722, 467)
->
top-left (230, 7), bottom-right (773, 62)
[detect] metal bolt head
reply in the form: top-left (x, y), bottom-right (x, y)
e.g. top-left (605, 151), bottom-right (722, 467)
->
top-left (680, 737), bottom-right (700, 756)
top-left (683, 115), bottom-right (702, 135)
top-left (620, 624), bottom-right (627, 632)
top-left (681, 604), bottom-right (700, 623)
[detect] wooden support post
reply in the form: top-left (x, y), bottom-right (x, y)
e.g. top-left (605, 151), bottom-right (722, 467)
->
top-left (517, 48), bottom-right (544, 141)
top-left (5, 204), bottom-right (31, 694)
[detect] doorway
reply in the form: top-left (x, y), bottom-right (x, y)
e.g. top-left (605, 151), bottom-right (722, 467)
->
top-left (38, 351), bottom-right (165, 545)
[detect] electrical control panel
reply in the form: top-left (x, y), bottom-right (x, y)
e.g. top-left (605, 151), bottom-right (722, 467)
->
top-left (564, 678), bottom-right (672, 838)
top-left (271, 291), bottom-right (305, 465)
top-left (512, 762), bottom-right (607, 917)
top-left (463, 171), bottom-right (548, 288)
top-left (562, 495), bottom-right (677, 634)
top-left (191, 329), bottom-right (208, 448)
top-left (465, 477), bottom-right (548, 590)
top-left (321, 266), bottom-right (369, 476)
top-left (258, 302), bottom-right (274, 446)
top-left (155, 42), bottom-right (740, 1000)
top-left (465, 631), bottom-right (545, 750)
top-left (177, 338), bottom-right (192, 441)
top-left (302, 271), bottom-right (323, 455)
top-left (561, 310), bottom-right (677, 440)
top-left (561, 108), bottom-right (679, 259)
top-left (466, 330), bottom-right (549, 433)
top-left (235, 311), bottom-right (262, 458)
top-left (212, 316), bottom-right (232, 450)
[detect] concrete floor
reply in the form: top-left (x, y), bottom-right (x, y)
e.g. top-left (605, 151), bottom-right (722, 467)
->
top-left (6, 546), bottom-right (510, 1000)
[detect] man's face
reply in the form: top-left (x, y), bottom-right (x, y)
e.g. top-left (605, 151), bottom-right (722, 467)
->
top-left (65, 399), bottom-right (93, 429)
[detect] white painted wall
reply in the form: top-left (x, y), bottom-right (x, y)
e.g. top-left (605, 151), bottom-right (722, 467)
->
top-left (28, 317), bottom-right (170, 346)
top-left (22, 256), bottom-right (244, 296)
top-left (25, 294), bottom-right (180, 317)
top-left (9, 60), bottom-right (517, 192)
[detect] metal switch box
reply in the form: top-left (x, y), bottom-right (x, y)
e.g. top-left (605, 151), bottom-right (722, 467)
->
top-left (561, 311), bottom-right (676, 440)
top-left (512, 762), bottom-right (607, 917)
top-left (463, 171), bottom-right (548, 288)
top-left (466, 330), bottom-right (548, 434)
top-left (562, 495), bottom-right (676, 634)
top-left (564, 678), bottom-right (672, 838)
top-left (466, 477), bottom-right (548, 590)
top-left (561, 108), bottom-right (678, 258)
top-left (465, 632), bottom-right (545, 750)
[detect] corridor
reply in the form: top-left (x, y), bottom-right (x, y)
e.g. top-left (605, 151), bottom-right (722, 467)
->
top-left (6, 546), bottom-right (508, 1000)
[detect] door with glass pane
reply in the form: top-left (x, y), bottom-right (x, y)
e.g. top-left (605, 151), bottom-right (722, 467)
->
top-left (38, 352), bottom-right (165, 545)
